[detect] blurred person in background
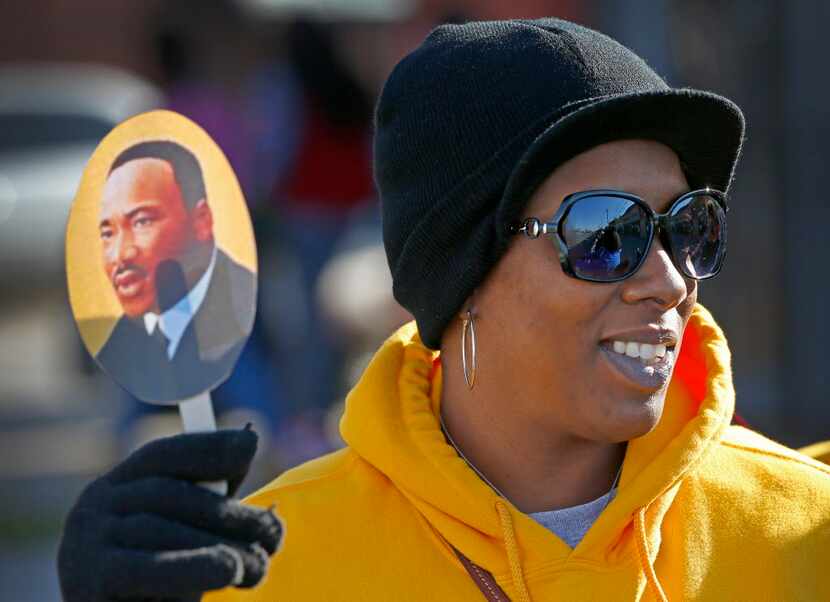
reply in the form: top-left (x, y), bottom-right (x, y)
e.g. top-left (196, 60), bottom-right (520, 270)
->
top-left (154, 0), bottom-right (259, 198)
top-left (256, 19), bottom-right (377, 459)
top-left (58, 17), bottom-right (830, 602)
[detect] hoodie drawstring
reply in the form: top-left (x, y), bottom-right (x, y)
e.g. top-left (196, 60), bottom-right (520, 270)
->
top-left (495, 500), bottom-right (532, 602)
top-left (634, 507), bottom-right (667, 602)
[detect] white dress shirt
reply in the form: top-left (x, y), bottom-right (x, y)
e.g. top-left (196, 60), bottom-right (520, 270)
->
top-left (143, 246), bottom-right (217, 360)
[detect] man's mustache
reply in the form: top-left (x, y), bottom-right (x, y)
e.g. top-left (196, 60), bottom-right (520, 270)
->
top-left (112, 263), bottom-right (147, 286)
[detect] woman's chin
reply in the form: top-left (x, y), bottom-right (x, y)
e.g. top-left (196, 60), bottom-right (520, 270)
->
top-left (599, 394), bottom-right (665, 442)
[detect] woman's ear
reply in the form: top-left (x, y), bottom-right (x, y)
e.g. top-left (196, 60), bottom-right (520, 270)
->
top-left (191, 199), bottom-right (214, 242)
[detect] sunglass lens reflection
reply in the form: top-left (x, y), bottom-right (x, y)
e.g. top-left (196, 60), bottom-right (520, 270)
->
top-left (667, 194), bottom-right (727, 279)
top-left (561, 196), bottom-right (650, 280)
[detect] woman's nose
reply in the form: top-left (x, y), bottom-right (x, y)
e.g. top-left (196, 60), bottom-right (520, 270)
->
top-left (620, 239), bottom-right (689, 310)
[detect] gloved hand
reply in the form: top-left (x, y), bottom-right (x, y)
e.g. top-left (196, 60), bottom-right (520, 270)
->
top-left (58, 427), bottom-right (282, 602)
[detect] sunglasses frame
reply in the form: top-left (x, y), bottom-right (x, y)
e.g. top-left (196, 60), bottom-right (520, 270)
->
top-left (510, 188), bottom-right (729, 283)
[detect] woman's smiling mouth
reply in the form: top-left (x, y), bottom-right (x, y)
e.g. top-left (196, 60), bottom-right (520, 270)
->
top-left (598, 329), bottom-right (679, 391)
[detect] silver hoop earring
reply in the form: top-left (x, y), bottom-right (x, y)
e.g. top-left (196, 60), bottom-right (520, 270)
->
top-left (461, 310), bottom-right (477, 390)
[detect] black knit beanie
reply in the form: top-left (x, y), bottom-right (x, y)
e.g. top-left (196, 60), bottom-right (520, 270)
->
top-left (374, 17), bottom-right (745, 349)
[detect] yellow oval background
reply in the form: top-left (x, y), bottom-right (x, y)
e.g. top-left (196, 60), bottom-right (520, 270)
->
top-left (66, 110), bottom-right (258, 358)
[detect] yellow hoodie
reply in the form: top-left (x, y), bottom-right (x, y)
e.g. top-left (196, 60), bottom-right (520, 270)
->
top-left (207, 304), bottom-right (830, 601)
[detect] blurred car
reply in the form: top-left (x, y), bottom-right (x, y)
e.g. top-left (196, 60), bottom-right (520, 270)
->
top-left (0, 63), bottom-right (164, 292)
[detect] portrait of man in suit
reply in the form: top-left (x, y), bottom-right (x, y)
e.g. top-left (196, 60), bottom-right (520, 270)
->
top-left (95, 140), bottom-right (256, 403)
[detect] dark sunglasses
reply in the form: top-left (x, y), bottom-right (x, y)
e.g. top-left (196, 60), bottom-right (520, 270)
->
top-left (510, 188), bottom-right (728, 282)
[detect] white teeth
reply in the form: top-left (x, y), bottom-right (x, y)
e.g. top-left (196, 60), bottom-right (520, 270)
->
top-left (610, 340), bottom-right (670, 363)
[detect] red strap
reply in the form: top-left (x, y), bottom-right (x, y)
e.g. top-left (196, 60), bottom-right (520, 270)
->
top-left (731, 412), bottom-right (751, 428)
top-left (453, 546), bottom-right (511, 602)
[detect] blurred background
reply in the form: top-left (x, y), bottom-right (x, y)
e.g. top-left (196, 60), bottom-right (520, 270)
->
top-left (1, 0), bottom-right (829, 599)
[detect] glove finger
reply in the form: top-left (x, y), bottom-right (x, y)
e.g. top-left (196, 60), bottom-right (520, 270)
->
top-left (111, 477), bottom-right (283, 554)
top-left (107, 429), bottom-right (257, 488)
top-left (102, 544), bottom-right (247, 597)
top-left (112, 513), bottom-right (273, 591)
top-left (112, 512), bottom-right (229, 551)
top-left (234, 541), bottom-right (270, 588)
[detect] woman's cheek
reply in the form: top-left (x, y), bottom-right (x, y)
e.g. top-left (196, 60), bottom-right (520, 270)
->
top-left (680, 281), bottom-right (698, 320)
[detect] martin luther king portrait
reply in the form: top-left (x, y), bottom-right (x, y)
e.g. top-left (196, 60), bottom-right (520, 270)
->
top-left (94, 140), bottom-right (256, 403)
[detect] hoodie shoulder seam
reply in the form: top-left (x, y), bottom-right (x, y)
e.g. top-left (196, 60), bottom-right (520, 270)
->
top-left (249, 449), bottom-right (360, 499)
top-left (720, 439), bottom-right (830, 477)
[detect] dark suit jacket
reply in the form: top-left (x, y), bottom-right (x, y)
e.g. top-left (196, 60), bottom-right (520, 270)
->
top-left (96, 248), bottom-right (256, 403)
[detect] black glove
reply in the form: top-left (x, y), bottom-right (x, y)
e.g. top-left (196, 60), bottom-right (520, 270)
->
top-left (58, 428), bottom-right (283, 602)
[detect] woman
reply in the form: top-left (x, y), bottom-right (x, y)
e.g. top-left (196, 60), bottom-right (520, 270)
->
top-left (59, 18), bottom-right (830, 602)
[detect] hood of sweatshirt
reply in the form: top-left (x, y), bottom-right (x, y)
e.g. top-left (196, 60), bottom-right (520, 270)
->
top-left (340, 303), bottom-right (734, 600)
